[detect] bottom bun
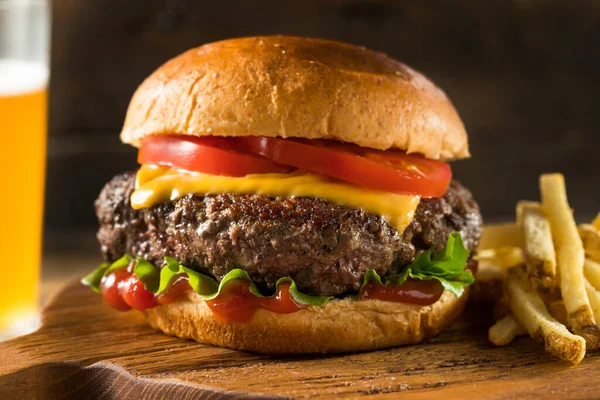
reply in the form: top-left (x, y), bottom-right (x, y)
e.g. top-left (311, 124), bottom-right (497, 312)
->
top-left (143, 288), bottom-right (468, 354)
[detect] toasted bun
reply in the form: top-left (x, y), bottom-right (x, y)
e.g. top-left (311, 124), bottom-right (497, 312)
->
top-left (142, 289), bottom-right (468, 354)
top-left (122, 36), bottom-right (468, 160)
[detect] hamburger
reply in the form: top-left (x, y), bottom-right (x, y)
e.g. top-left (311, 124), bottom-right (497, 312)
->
top-left (82, 36), bottom-right (482, 354)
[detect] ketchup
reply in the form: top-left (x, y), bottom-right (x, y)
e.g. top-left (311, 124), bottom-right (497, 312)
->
top-left (360, 278), bottom-right (444, 305)
top-left (466, 259), bottom-right (478, 274)
top-left (156, 275), bottom-right (192, 305)
top-left (360, 260), bottom-right (477, 306)
top-left (100, 267), bottom-right (303, 323)
top-left (205, 280), bottom-right (303, 323)
top-left (99, 260), bottom-right (478, 320)
top-left (101, 268), bottom-right (133, 311)
top-left (100, 262), bottom-right (158, 311)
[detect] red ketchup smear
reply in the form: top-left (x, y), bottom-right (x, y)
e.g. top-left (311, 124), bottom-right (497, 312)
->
top-left (359, 259), bottom-right (478, 306)
top-left (466, 259), bottom-right (478, 274)
top-left (101, 267), bottom-right (133, 311)
top-left (100, 260), bottom-right (478, 319)
top-left (99, 269), bottom-right (303, 323)
top-left (156, 275), bottom-right (192, 305)
top-left (360, 278), bottom-right (444, 305)
top-left (100, 262), bottom-right (158, 311)
top-left (205, 280), bottom-right (303, 323)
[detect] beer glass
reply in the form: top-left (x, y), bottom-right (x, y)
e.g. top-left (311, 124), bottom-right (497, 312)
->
top-left (0, 0), bottom-right (50, 339)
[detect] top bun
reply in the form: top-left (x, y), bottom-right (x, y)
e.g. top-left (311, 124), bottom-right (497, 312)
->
top-left (121, 36), bottom-right (469, 160)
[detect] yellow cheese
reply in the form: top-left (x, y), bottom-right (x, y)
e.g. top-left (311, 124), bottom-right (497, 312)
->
top-left (132, 165), bottom-right (421, 233)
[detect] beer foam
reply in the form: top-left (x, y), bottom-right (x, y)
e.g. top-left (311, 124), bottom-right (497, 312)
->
top-left (0, 59), bottom-right (49, 97)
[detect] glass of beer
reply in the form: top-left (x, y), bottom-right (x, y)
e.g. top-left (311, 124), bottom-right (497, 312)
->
top-left (0, 0), bottom-right (50, 339)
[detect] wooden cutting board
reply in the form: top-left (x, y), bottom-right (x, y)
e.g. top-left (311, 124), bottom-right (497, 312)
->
top-left (1, 281), bottom-right (600, 399)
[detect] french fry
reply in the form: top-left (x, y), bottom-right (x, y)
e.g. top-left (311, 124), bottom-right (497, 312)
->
top-left (517, 201), bottom-right (557, 290)
top-left (545, 300), bottom-right (569, 327)
top-left (475, 247), bottom-right (524, 269)
top-left (506, 266), bottom-right (586, 364)
top-left (540, 173), bottom-right (600, 350)
top-left (489, 313), bottom-right (527, 346)
top-left (516, 200), bottom-right (534, 228)
top-left (585, 279), bottom-right (600, 326)
top-left (477, 260), bottom-right (505, 281)
top-left (479, 223), bottom-right (522, 250)
top-left (579, 224), bottom-right (600, 263)
top-left (584, 258), bottom-right (600, 290)
top-left (593, 213), bottom-right (600, 231)
top-left (469, 260), bottom-right (505, 302)
top-left (493, 294), bottom-right (510, 321)
top-left (538, 289), bottom-right (569, 326)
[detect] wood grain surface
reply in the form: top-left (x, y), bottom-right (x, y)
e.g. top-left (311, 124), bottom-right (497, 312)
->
top-left (2, 281), bottom-right (600, 399)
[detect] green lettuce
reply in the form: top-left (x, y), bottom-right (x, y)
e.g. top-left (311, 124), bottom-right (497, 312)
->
top-left (81, 254), bottom-right (130, 293)
top-left (81, 232), bottom-right (473, 305)
top-left (81, 255), bottom-right (331, 306)
top-left (156, 257), bottom-right (331, 305)
top-left (359, 232), bottom-right (474, 297)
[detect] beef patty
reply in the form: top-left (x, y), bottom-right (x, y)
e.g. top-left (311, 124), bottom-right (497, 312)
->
top-left (96, 172), bottom-right (482, 296)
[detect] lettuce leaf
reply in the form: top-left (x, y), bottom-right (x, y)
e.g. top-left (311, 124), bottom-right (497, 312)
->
top-left (134, 257), bottom-right (161, 293)
top-left (360, 232), bottom-right (474, 297)
top-left (408, 232), bottom-right (474, 296)
top-left (158, 257), bottom-right (331, 305)
top-left (81, 263), bottom-right (109, 294)
top-left (157, 257), bottom-right (219, 296)
top-left (81, 256), bottom-right (331, 306)
top-left (81, 232), bottom-right (473, 304)
top-left (81, 254), bottom-right (135, 293)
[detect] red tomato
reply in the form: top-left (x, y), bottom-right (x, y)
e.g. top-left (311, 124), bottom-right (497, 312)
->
top-left (138, 136), bottom-right (295, 177)
top-left (100, 269), bottom-right (132, 311)
top-left (121, 275), bottom-right (159, 310)
top-left (238, 137), bottom-right (452, 197)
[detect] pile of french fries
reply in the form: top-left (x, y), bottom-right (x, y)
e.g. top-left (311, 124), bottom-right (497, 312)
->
top-left (480, 173), bottom-right (600, 364)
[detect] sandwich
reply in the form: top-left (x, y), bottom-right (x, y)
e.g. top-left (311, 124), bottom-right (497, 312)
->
top-left (82, 36), bottom-right (483, 354)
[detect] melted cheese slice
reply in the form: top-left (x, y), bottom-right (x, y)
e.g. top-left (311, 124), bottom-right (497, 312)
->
top-left (132, 165), bottom-right (421, 233)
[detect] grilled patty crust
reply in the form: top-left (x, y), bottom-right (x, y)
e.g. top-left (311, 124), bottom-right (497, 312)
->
top-left (96, 172), bottom-right (482, 296)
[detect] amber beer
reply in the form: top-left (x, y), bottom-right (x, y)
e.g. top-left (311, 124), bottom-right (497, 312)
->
top-left (0, 60), bottom-right (48, 337)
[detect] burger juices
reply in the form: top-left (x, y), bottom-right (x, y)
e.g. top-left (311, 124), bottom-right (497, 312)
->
top-left (83, 36), bottom-right (482, 353)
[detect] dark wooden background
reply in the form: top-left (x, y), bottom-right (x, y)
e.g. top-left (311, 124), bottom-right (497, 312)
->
top-left (45, 0), bottom-right (600, 250)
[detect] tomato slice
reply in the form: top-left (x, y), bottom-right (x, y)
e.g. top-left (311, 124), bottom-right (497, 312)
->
top-left (138, 135), bottom-right (452, 197)
top-left (238, 137), bottom-right (452, 197)
top-left (138, 136), bottom-right (296, 177)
